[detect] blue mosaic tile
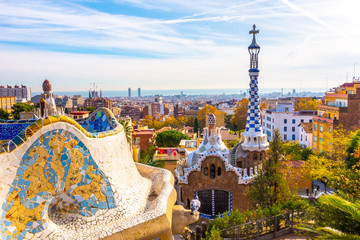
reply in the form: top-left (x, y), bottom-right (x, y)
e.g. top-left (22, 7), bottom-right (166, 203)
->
top-left (78, 111), bottom-right (114, 133)
top-left (1, 129), bottom-right (116, 239)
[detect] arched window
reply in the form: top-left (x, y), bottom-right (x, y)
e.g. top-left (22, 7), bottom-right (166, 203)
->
top-left (253, 153), bottom-right (257, 161)
top-left (217, 167), bottom-right (221, 176)
top-left (259, 153), bottom-right (262, 161)
top-left (204, 167), bottom-right (208, 176)
top-left (210, 164), bottom-right (216, 179)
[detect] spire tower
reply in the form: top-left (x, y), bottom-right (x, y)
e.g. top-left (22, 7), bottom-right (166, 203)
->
top-left (241, 25), bottom-right (269, 151)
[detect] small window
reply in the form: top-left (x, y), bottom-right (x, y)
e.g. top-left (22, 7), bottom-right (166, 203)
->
top-left (284, 134), bottom-right (287, 140)
top-left (292, 119), bottom-right (295, 124)
top-left (217, 167), bottom-right (221, 176)
top-left (320, 138), bottom-right (323, 143)
top-left (210, 164), bottom-right (215, 179)
top-left (314, 124), bottom-right (317, 130)
top-left (320, 126), bottom-right (323, 133)
top-left (329, 127), bottom-right (332, 133)
top-left (284, 119), bottom-right (287, 124)
top-left (309, 119), bottom-right (312, 123)
top-left (292, 127), bottom-right (295, 132)
top-left (292, 134), bottom-right (295, 140)
top-left (314, 136), bottom-right (317, 142)
top-left (301, 119), bottom-right (304, 123)
top-left (260, 153), bottom-right (262, 161)
top-left (284, 126), bottom-right (287, 132)
top-left (253, 153), bottom-right (258, 161)
top-left (204, 167), bottom-right (208, 176)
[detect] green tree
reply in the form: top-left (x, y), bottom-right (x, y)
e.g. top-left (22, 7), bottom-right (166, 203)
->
top-left (283, 142), bottom-right (312, 160)
top-left (0, 109), bottom-right (10, 120)
top-left (248, 129), bottom-right (291, 208)
top-left (11, 103), bottom-right (34, 120)
top-left (139, 144), bottom-right (164, 168)
top-left (194, 117), bottom-right (199, 135)
top-left (299, 194), bottom-right (360, 239)
top-left (156, 130), bottom-right (190, 147)
top-left (346, 130), bottom-right (360, 168)
top-left (85, 107), bottom-right (96, 114)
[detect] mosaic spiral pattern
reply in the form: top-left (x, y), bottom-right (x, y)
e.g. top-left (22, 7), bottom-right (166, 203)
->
top-left (0, 129), bottom-right (115, 240)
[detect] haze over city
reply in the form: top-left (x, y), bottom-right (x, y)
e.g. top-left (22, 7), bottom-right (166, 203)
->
top-left (0, 0), bottom-right (360, 92)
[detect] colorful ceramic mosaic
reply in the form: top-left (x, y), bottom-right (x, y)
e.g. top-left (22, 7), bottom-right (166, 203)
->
top-left (0, 129), bottom-right (115, 240)
top-left (78, 110), bottom-right (115, 133)
top-left (0, 123), bottom-right (32, 141)
top-left (0, 109), bottom-right (122, 155)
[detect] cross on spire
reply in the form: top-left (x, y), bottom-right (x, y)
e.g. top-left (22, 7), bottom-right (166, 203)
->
top-left (249, 24), bottom-right (259, 38)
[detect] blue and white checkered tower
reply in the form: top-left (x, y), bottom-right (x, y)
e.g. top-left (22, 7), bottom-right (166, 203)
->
top-left (241, 25), bottom-right (269, 152)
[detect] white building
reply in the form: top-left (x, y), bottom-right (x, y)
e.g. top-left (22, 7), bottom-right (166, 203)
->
top-left (262, 103), bottom-right (315, 141)
top-left (298, 122), bottom-right (313, 148)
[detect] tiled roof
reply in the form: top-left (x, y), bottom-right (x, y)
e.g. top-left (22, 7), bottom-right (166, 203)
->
top-left (300, 122), bottom-right (312, 133)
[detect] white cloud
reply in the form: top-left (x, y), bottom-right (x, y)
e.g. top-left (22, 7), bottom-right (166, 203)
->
top-left (0, 0), bottom-right (360, 92)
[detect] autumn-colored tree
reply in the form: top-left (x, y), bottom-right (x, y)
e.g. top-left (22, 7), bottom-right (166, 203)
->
top-left (141, 115), bottom-right (155, 128)
top-left (175, 115), bottom-right (189, 128)
top-left (320, 125), bottom-right (353, 162)
top-left (197, 105), bottom-right (225, 130)
top-left (140, 115), bottom-right (194, 130)
top-left (302, 155), bottom-right (338, 183)
top-left (230, 98), bottom-right (249, 131)
top-left (302, 126), bottom-right (358, 194)
top-left (260, 102), bottom-right (267, 111)
top-left (294, 97), bottom-right (319, 111)
top-left (163, 116), bottom-right (177, 128)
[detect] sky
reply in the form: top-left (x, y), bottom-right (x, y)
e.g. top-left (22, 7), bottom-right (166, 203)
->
top-left (0, 0), bottom-right (360, 92)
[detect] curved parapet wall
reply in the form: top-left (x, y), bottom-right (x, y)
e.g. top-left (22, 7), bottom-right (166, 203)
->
top-left (0, 108), bottom-right (121, 154)
top-left (0, 108), bottom-right (168, 239)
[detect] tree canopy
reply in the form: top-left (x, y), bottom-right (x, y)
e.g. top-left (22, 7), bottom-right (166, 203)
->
top-left (0, 109), bottom-right (10, 120)
top-left (248, 129), bottom-right (291, 208)
top-left (294, 97), bottom-right (319, 111)
top-left (197, 105), bottom-right (225, 130)
top-left (11, 103), bottom-right (34, 120)
top-left (230, 98), bottom-right (249, 131)
top-left (155, 130), bottom-right (190, 147)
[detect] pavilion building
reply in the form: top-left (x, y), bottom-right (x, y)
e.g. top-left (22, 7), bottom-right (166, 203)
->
top-left (175, 25), bottom-right (269, 219)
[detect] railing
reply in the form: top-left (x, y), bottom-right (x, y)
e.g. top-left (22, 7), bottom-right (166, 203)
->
top-left (189, 211), bottom-right (311, 240)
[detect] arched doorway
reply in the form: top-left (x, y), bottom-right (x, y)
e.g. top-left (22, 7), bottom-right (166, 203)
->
top-left (197, 189), bottom-right (231, 218)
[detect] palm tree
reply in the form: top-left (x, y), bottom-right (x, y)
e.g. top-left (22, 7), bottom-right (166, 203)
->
top-left (138, 144), bottom-right (164, 168)
top-left (119, 118), bottom-right (133, 144)
top-left (298, 195), bottom-right (360, 239)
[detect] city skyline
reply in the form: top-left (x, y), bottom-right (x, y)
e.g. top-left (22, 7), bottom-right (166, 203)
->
top-left (0, 0), bottom-right (359, 92)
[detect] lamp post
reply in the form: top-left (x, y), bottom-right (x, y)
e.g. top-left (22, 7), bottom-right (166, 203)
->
top-left (321, 176), bottom-right (329, 194)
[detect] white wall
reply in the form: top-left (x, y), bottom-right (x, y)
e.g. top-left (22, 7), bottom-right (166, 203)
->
top-left (263, 110), bottom-right (313, 142)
